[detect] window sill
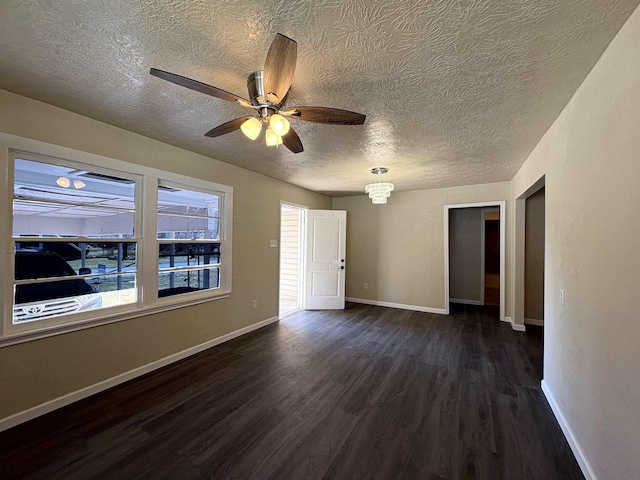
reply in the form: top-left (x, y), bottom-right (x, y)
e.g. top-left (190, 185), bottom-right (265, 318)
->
top-left (0, 291), bottom-right (231, 348)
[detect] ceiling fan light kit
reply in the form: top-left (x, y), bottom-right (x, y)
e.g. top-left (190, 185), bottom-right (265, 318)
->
top-left (265, 127), bottom-right (283, 146)
top-left (365, 167), bottom-right (394, 204)
top-left (269, 114), bottom-right (290, 136)
top-left (240, 117), bottom-right (262, 140)
top-left (55, 177), bottom-right (86, 190)
top-left (150, 33), bottom-right (366, 154)
top-left (56, 176), bottom-right (70, 188)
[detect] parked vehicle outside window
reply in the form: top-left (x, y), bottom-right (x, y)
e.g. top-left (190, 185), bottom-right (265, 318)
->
top-left (13, 250), bottom-right (102, 323)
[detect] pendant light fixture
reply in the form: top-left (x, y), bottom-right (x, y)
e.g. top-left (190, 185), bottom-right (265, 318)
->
top-left (365, 167), bottom-right (394, 204)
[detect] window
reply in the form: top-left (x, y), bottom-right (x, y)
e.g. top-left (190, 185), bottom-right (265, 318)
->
top-left (157, 182), bottom-right (224, 298)
top-left (12, 157), bottom-right (139, 327)
top-left (3, 150), bottom-right (232, 340)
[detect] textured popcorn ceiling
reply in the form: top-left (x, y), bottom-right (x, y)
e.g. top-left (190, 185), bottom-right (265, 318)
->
top-left (0, 1), bottom-right (638, 196)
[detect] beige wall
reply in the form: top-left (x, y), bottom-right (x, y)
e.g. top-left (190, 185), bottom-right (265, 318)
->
top-left (524, 187), bottom-right (545, 321)
top-left (0, 89), bottom-right (331, 421)
top-left (333, 182), bottom-right (509, 310)
top-left (2, 5), bottom-right (640, 475)
top-left (449, 208), bottom-right (482, 302)
top-left (509, 6), bottom-right (640, 478)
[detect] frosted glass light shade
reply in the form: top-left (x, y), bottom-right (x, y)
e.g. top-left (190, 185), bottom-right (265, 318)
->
top-left (241, 117), bottom-right (262, 140)
top-left (56, 176), bottom-right (70, 188)
top-left (269, 114), bottom-right (290, 136)
top-left (265, 127), bottom-right (283, 146)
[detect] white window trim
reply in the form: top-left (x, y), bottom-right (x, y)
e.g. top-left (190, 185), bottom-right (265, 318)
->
top-left (9, 151), bottom-right (144, 337)
top-left (0, 134), bottom-right (233, 347)
top-left (155, 178), bottom-right (226, 302)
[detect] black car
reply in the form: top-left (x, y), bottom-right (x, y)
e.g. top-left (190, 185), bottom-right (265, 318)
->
top-left (13, 250), bottom-right (102, 323)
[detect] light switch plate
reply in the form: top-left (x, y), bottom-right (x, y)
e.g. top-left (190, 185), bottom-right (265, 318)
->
top-left (270, 239), bottom-right (278, 248)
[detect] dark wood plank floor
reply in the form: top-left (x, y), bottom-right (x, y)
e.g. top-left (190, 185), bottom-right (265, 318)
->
top-left (0, 303), bottom-right (582, 480)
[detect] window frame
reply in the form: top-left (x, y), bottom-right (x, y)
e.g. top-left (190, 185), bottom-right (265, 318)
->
top-left (9, 152), bottom-right (143, 335)
top-left (155, 179), bottom-right (228, 304)
top-left (0, 143), bottom-right (233, 345)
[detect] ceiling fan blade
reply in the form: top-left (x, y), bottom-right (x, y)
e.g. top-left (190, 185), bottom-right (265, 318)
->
top-left (204, 116), bottom-right (254, 138)
top-left (150, 68), bottom-right (249, 104)
top-left (237, 98), bottom-right (259, 109)
top-left (263, 34), bottom-right (297, 104)
top-left (282, 127), bottom-right (304, 154)
top-left (283, 106), bottom-right (366, 125)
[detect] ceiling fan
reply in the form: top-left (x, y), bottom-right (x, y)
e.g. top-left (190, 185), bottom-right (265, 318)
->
top-left (150, 33), bottom-right (366, 154)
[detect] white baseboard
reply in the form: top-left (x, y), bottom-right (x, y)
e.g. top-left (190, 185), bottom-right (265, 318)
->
top-left (0, 316), bottom-right (279, 433)
top-left (449, 298), bottom-right (483, 305)
top-left (525, 317), bottom-right (545, 326)
top-left (346, 297), bottom-right (447, 315)
top-left (542, 380), bottom-right (596, 480)
top-left (504, 316), bottom-right (526, 332)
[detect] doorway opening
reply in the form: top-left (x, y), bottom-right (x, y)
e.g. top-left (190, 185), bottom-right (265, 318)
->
top-left (279, 203), bottom-right (306, 318)
top-left (483, 209), bottom-right (501, 306)
top-left (445, 201), bottom-right (505, 320)
top-left (524, 186), bottom-right (545, 327)
top-left (514, 176), bottom-right (546, 331)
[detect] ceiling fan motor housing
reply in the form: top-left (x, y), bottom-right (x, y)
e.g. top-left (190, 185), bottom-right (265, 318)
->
top-left (247, 70), bottom-right (277, 120)
top-left (247, 70), bottom-right (265, 106)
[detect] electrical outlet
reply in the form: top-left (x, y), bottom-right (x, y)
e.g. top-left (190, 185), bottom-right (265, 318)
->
top-left (364, 282), bottom-right (368, 290)
top-left (560, 288), bottom-right (565, 306)
top-left (252, 299), bottom-right (257, 309)
top-left (270, 239), bottom-right (278, 248)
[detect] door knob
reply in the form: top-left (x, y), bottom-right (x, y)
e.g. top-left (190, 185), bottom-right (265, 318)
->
top-left (339, 266), bottom-right (345, 270)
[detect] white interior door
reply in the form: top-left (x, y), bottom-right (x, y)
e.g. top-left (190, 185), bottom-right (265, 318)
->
top-left (304, 210), bottom-right (346, 310)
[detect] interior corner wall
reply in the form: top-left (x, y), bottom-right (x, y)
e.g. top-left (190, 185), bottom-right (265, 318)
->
top-left (509, 5), bottom-right (640, 478)
top-left (0, 89), bottom-right (332, 422)
top-left (332, 182), bottom-right (510, 311)
top-left (449, 208), bottom-right (482, 303)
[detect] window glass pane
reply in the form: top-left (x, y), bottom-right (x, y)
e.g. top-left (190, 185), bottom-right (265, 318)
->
top-left (13, 242), bottom-right (137, 324)
top-left (157, 216), bottom-right (219, 240)
top-left (158, 267), bottom-right (220, 298)
top-left (157, 185), bottom-right (220, 240)
top-left (158, 243), bottom-right (220, 269)
top-left (158, 243), bottom-right (220, 298)
top-left (15, 242), bottom-right (137, 278)
top-left (13, 158), bottom-right (136, 238)
top-left (97, 274), bottom-right (137, 306)
top-left (14, 289), bottom-right (103, 324)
